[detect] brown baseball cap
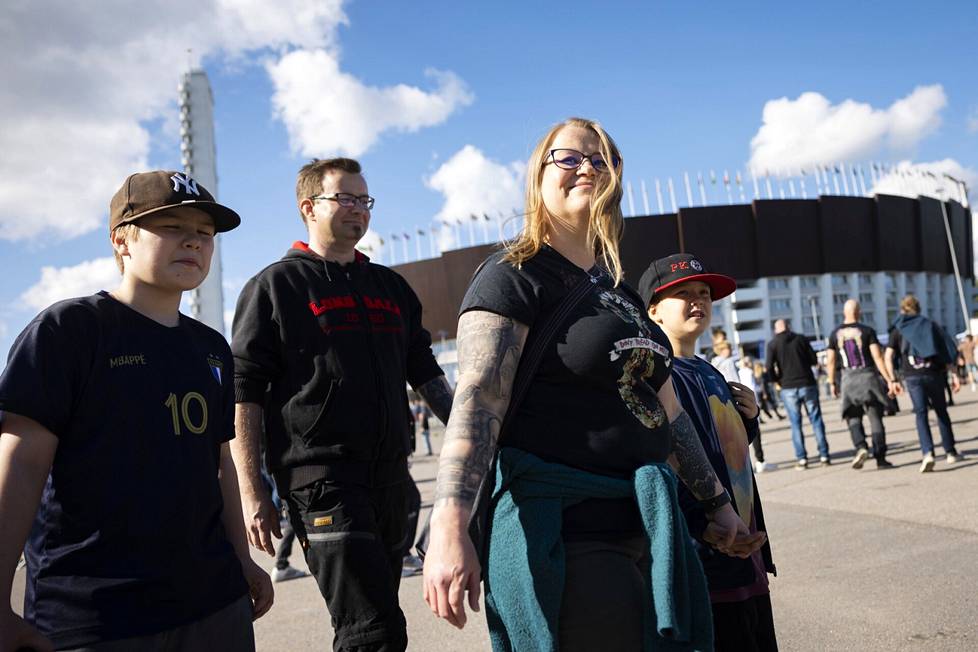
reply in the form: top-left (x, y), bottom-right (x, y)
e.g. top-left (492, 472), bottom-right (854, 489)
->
top-left (109, 170), bottom-right (241, 232)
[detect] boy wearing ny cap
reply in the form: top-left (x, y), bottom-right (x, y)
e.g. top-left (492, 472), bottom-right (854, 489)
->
top-left (0, 171), bottom-right (271, 652)
top-left (639, 253), bottom-right (778, 652)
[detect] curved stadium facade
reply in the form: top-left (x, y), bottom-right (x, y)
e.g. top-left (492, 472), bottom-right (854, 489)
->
top-left (391, 194), bottom-right (974, 382)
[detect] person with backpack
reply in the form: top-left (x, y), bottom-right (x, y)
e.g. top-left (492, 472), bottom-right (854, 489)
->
top-left (884, 294), bottom-right (965, 472)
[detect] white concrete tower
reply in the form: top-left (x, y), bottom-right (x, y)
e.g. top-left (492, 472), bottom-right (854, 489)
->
top-left (178, 69), bottom-right (226, 334)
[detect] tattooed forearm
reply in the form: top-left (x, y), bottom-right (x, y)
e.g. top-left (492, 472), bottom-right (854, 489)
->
top-left (433, 311), bottom-right (528, 509)
top-left (417, 375), bottom-right (454, 425)
top-left (668, 410), bottom-right (722, 500)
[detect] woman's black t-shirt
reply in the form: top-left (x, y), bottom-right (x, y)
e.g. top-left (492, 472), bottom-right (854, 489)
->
top-left (459, 246), bottom-right (674, 536)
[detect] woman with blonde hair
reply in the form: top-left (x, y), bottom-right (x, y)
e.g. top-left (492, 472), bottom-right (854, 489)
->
top-left (423, 118), bottom-right (760, 650)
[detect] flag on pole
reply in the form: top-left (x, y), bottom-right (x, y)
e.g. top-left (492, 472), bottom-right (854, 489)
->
top-left (683, 172), bottom-right (694, 207)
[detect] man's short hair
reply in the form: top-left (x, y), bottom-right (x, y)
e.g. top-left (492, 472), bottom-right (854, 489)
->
top-left (900, 294), bottom-right (921, 315)
top-left (295, 158), bottom-right (363, 223)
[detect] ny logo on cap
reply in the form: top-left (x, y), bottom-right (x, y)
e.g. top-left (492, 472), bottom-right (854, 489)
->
top-left (690, 260), bottom-right (703, 271)
top-left (171, 173), bottom-right (200, 196)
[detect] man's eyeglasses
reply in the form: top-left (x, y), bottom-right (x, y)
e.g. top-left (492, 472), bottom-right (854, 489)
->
top-left (311, 193), bottom-right (376, 210)
top-left (546, 149), bottom-right (621, 173)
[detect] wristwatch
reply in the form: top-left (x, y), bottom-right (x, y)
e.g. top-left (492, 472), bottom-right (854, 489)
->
top-left (697, 491), bottom-right (731, 515)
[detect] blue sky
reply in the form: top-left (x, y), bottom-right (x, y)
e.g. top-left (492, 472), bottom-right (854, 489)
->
top-left (1, 1), bottom-right (977, 361)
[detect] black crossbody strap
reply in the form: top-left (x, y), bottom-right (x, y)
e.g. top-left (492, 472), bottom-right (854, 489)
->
top-left (498, 274), bottom-right (596, 441)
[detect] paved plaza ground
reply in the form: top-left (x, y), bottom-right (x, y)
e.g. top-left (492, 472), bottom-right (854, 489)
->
top-left (12, 389), bottom-right (978, 650)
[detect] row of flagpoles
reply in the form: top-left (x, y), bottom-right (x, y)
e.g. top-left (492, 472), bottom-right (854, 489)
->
top-left (358, 212), bottom-right (526, 266)
top-left (622, 163), bottom-right (971, 217)
top-left (360, 164), bottom-right (971, 266)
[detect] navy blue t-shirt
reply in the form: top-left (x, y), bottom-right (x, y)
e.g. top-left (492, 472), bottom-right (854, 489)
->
top-left (0, 292), bottom-right (247, 648)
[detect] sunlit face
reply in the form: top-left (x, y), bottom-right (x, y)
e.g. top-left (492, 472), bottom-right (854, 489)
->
top-left (114, 207), bottom-right (215, 292)
top-left (648, 280), bottom-right (714, 341)
top-left (300, 170), bottom-right (371, 249)
top-left (540, 125), bottom-right (605, 225)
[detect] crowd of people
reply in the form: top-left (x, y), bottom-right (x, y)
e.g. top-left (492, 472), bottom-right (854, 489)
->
top-left (0, 115), bottom-right (970, 652)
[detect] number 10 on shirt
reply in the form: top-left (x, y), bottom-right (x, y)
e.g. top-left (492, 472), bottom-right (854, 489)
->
top-left (164, 391), bottom-right (208, 435)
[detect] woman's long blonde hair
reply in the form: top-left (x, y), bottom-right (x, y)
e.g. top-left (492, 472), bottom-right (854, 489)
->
top-left (503, 117), bottom-right (625, 284)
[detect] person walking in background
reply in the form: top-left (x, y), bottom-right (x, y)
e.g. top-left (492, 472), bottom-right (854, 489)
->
top-left (825, 300), bottom-right (895, 471)
top-left (954, 337), bottom-right (975, 391)
top-left (738, 357), bottom-right (771, 472)
top-left (712, 340), bottom-right (740, 384)
top-left (766, 319), bottom-right (830, 469)
top-left (411, 398), bottom-right (434, 456)
top-left (753, 361), bottom-right (784, 422)
top-left (885, 294), bottom-right (965, 472)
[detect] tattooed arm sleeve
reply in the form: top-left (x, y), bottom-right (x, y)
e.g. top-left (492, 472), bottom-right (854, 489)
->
top-left (657, 377), bottom-right (725, 501)
top-left (433, 311), bottom-right (528, 510)
top-left (416, 375), bottom-right (454, 425)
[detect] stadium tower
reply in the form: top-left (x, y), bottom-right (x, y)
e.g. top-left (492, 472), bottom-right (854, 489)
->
top-left (178, 69), bottom-right (226, 333)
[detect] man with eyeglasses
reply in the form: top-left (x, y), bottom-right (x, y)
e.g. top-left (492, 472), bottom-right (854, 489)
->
top-left (230, 158), bottom-right (453, 651)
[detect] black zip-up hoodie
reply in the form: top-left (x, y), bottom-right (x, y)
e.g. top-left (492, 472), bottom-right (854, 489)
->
top-left (232, 243), bottom-right (443, 485)
top-left (765, 330), bottom-right (818, 389)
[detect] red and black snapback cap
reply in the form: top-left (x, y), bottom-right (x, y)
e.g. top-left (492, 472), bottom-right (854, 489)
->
top-left (637, 253), bottom-right (736, 307)
top-left (109, 171), bottom-right (241, 233)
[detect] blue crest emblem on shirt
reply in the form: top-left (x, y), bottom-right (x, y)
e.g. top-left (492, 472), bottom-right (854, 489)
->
top-left (207, 355), bottom-right (223, 385)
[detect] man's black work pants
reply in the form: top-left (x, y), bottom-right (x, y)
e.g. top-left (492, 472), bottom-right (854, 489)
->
top-left (286, 478), bottom-right (411, 652)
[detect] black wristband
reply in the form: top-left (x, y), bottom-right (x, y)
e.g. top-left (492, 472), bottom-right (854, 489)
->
top-left (697, 491), bottom-right (731, 515)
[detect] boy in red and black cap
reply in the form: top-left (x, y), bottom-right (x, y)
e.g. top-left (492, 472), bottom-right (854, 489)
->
top-left (639, 253), bottom-right (778, 652)
top-left (0, 171), bottom-right (271, 652)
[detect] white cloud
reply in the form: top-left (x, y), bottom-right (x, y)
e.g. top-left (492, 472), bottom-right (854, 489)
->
top-left (20, 257), bottom-right (120, 311)
top-left (425, 146), bottom-right (525, 250)
top-left (0, 1), bottom-right (346, 242)
top-left (749, 85), bottom-right (947, 175)
top-left (870, 159), bottom-right (978, 203)
top-left (268, 51), bottom-right (473, 157)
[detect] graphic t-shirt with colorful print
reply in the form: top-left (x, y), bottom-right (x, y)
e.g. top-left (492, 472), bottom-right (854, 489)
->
top-left (669, 355), bottom-right (773, 600)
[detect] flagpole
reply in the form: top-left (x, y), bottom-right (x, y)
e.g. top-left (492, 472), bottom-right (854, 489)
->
top-left (655, 178), bottom-right (665, 214)
top-left (839, 163), bottom-right (850, 195)
top-left (736, 171), bottom-right (746, 203)
top-left (668, 178), bottom-right (678, 212)
top-left (683, 172), bottom-right (694, 207)
top-left (626, 181), bottom-right (636, 216)
top-left (640, 180), bottom-right (651, 215)
top-left (764, 172), bottom-right (773, 200)
top-left (697, 172), bottom-right (707, 206)
top-left (415, 232), bottom-right (422, 260)
top-left (831, 165), bottom-right (840, 194)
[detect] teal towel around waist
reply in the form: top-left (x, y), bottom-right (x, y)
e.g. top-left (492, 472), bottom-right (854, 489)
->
top-left (484, 447), bottom-right (713, 652)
